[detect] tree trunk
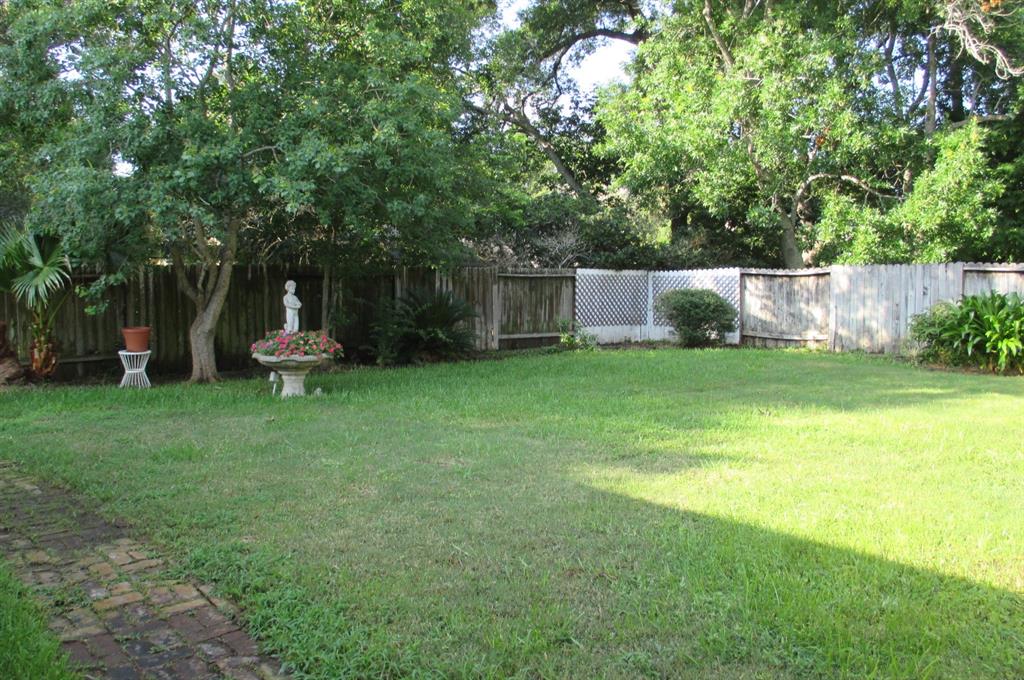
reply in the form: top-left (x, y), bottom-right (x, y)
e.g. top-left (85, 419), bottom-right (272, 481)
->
top-left (186, 261), bottom-right (235, 382)
top-left (189, 316), bottom-right (220, 382)
top-left (510, 110), bottom-right (593, 200)
top-left (945, 52), bottom-right (966, 124)
top-left (670, 209), bottom-right (690, 243)
top-left (779, 212), bottom-right (804, 268)
top-left (925, 34), bottom-right (938, 135)
top-left (173, 219), bottom-right (239, 383)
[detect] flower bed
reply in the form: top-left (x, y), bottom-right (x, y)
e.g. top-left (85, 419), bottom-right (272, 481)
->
top-left (251, 330), bottom-right (343, 359)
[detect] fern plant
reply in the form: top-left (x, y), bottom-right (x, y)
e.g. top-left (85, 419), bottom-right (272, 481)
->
top-left (370, 290), bottom-right (478, 365)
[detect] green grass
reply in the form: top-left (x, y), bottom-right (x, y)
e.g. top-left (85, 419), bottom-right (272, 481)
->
top-left (0, 562), bottom-right (77, 680)
top-left (2, 349), bottom-right (1023, 678)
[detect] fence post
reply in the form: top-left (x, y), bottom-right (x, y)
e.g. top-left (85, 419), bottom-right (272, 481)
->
top-left (645, 271), bottom-right (654, 340)
top-left (827, 267), bottom-right (838, 352)
top-left (490, 267), bottom-right (501, 350)
top-left (736, 270), bottom-right (744, 345)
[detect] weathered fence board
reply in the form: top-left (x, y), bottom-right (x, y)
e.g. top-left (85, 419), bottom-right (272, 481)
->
top-left (1, 264), bottom-right (576, 375)
top-left (446, 267), bottom-right (500, 350)
top-left (740, 270), bottom-right (830, 348)
top-left (575, 263), bottom-right (1024, 354)
top-left (7, 262), bottom-right (1023, 377)
top-left (498, 269), bottom-right (575, 343)
top-left (963, 264), bottom-right (1024, 297)
top-left (829, 263), bottom-right (965, 353)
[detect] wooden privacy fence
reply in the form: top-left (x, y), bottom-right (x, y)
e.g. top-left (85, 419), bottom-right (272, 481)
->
top-left (5, 261), bottom-right (1021, 376)
top-left (395, 267), bottom-right (575, 350)
top-left (1, 265), bottom-right (575, 376)
top-left (575, 263), bottom-right (1024, 352)
top-left (2, 267), bottom-right (333, 376)
top-left (741, 263), bottom-right (1024, 352)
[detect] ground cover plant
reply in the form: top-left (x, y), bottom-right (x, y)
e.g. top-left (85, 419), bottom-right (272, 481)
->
top-left (2, 350), bottom-right (1023, 678)
top-left (0, 562), bottom-right (77, 680)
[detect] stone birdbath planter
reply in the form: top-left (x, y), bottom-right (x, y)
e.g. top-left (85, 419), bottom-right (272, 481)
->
top-left (251, 330), bottom-right (343, 398)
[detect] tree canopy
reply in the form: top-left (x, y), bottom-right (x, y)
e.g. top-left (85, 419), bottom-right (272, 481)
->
top-left (2, 0), bottom-right (490, 379)
top-left (2, 0), bottom-right (1024, 375)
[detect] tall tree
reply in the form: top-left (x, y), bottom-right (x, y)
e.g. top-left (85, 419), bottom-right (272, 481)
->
top-left (596, 0), bottom-right (1022, 267)
top-left (3, 0), bottom-right (486, 380)
top-left (470, 1), bottom-right (655, 199)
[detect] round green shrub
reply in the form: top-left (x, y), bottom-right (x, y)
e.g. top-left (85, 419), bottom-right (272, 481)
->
top-left (655, 288), bottom-right (737, 348)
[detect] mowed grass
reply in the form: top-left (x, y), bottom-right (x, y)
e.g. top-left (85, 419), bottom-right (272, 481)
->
top-left (0, 562), bottom-right (77, 680)
top-left (2, 349), bottom-right (1023, 678)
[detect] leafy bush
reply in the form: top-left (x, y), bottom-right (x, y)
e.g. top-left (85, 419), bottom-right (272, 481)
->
top-left (910, 292), bottom-right (1024, 374)
top-left (655, 289), bottom-right (737, 348)
top-left (907, 302), bottom-right (959, 365)
top-left (557, 319), bottom-right (596, 351)
top-left (371, 290), bottom-right (478, 365)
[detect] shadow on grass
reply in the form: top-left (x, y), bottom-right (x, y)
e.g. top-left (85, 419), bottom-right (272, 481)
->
top-left (522, 481), bottom-right (1024, 678)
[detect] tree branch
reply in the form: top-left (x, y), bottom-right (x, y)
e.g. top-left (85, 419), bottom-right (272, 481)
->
top-left (506, 107), bottom-right (592, 200)
top-left (703, 0), bottom-right (735, 69)
top-left (883, 32), bottom-right (903, 113)
top-left (205, 218), bottom-right (239, 317)
top-left (947, 113), bottom-right (1013, 129)
top-left (539, 27), bottom-right (647, 62)
top-left (942, 0), bottom-right (1024, 79)
top-left (241, 145), bottom-right (282, 159)
top-left (794, 173), bottom-right (897, 208)
top-left (170, 245), bottom-right (200, 306)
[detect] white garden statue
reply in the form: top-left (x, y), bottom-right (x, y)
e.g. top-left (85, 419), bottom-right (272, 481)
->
top-left (283, 280), bottom-right (302, 332)
top-left (253, 280), bottom-right (319, 397)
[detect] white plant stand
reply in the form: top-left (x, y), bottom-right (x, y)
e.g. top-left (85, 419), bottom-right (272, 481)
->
top-left (252, 354), bottom-right (325, 398)
top-left (118, 350), bottom-right (152, 389)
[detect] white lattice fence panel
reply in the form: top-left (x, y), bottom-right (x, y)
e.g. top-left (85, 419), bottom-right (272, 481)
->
top-left (651, 269), bottom-right (741, 326)
top-left (576, 269), bottom-right (647, 327)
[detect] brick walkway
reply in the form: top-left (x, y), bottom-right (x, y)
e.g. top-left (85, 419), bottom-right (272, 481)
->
top-left (0, 462), bottom-right (288, 680)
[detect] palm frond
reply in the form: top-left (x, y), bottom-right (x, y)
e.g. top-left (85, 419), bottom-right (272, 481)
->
top-left (0, 222), bottom-right (27, 292)
top-left (7, 231), bottom-right (71, 309)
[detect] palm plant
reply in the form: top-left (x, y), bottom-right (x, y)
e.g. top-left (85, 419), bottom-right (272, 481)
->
top-left (0, 224), bottom-right (71, 378)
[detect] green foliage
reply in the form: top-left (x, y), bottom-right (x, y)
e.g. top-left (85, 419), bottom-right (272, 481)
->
top-left (370, 290), bottom-right (478, 365)
top-left (908, 301), bottom-right (961, 365)
top-left (0, 223), bottom-right (71, 378)
top-left (817, 123), bottom-right (1004, 263)
top-left (592, 1), bottom-right (1023, 266)
top-left (910, 292), bottom-right (1024, 373)
top-left (557, 319), bottom-right (595, 351)
top-left (985, 109), bottom-right (1024, 262)
top-left (0, 563), bottom-right (76, 680)
top-left (654, 289), bottom-right (737, 348)
top-left (1, 0), bottom-right (491, 379)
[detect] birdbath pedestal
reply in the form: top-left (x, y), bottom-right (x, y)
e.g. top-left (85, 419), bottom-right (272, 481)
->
top-left (252, 354), bottom-right (324, 398)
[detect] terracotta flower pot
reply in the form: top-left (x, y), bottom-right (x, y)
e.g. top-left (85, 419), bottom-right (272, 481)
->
top-left (122, 326), bottom-right (151, 352)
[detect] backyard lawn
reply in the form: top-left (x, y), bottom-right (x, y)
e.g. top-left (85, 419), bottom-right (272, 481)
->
top-left (2, 349), bottom-right (1023, 678)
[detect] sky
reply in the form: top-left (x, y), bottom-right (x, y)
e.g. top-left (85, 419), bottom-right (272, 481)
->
top-left (499, 0), bottom-right (635, 94)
